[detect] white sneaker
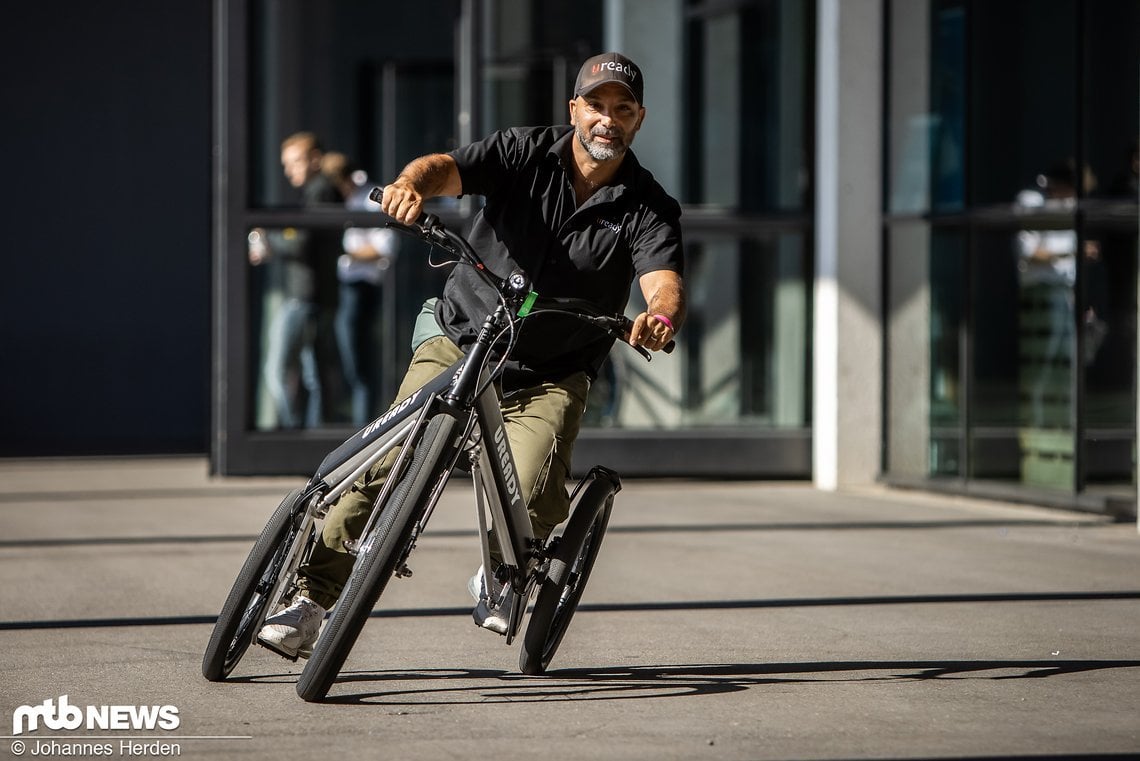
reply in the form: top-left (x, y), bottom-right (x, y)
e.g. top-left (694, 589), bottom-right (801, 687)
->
top-left (468, 565), bottom-right (513, 635)
top-left (257, 596), bottom-right (326, 659)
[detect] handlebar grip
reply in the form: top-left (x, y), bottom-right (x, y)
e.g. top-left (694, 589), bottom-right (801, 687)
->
top-left (371, 186), bottom-right (441, 234)
top-left (621, 316), bottom-right (676, 354)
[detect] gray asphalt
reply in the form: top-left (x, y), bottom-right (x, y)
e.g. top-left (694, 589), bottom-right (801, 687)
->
top-left (1, 456), bottom-right (1138, 760)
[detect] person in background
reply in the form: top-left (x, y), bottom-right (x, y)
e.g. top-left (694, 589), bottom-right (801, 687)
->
top-left (322, 152), bottom-right (399, 427)
top-left (249, 132), bottom-right (343, 428)
top-left (1014, 160), bottom-right (1101, 423)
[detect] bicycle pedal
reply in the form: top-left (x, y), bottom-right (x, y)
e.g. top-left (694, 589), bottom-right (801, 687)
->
top-left (395, 564), bottom-right (413, 578)
top-left (256, 636), bottom-right (305, 662)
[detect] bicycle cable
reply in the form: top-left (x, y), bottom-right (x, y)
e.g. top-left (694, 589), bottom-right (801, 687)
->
top-left (425, 242), bottom-right (462, 271)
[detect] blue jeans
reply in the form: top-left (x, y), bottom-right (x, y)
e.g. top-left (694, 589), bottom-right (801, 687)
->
top-left (334, 281), bottom-right (381, 427)
top-left (263, 298), bottom-right (321, 428)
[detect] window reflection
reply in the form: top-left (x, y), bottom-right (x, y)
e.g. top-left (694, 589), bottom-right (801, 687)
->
top-left (885, 0), bottom-right (1137, 501)
top-left (249, 219), bottom-right (438, 432)
top-left (248, 222), bottom-right (353, 431)
top-left (888, 1), bottom-right (965, 215)
top-left (589, 234), bottom-right (808, 431)
top-left (970, 0), bottom-right (1078, 207)
top-left (929, 229), bottom-right (965, 451)
top-left (692, 0), bottom-right (811, 212)
top-left (247, 0), bottom-right (457, 431)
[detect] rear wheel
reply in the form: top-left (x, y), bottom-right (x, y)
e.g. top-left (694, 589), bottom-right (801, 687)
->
top-left (203, 488), bottom-right (314, 681)
top-left (296, 414), bottom-right (460, 702)
top-left (519, 475), bottom-right (616, 675)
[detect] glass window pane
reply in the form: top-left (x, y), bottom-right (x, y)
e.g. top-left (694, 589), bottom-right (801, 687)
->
top-left (885, 0), bottom-right (1136, 502)
top-left (1080, 0), bottom-right (1137, 497)
top-left (1083, 2), bottom-right (1139, 204)
top-left (249, 0), bottom-right (459, 207)
top-left (970, 0), bottom-right (1078, 208)
top-left (248, 223), bottom-right (448, 432)
top-left (930, 2), bottom-right (966, 211)
top-left (971, 231), bottom-right (1022, 431)
top-left (888, 0), bottom-right (966, 214)
top-left (691, 0), bottom-right (811, 211)
top-left (1082, 225), bottom-right (1137, 490)
top-left (972, 223), bottom-right (1078, 490)
top-left (588, 233), bottom-right (809, 430)
top-left (930, 228), bottom-right (966, 465)
top-left (478, 0), bottom-right (602, 134)
top-left (699, 13), bottom-right (741, 208)
top-left (247, 224), bottom-right (344, 431)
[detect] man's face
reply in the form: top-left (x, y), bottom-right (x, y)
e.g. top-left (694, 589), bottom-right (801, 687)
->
top-left (281, 143), bottom-right (318, 188)
top-left (569, 83), bottom-right (645, 162)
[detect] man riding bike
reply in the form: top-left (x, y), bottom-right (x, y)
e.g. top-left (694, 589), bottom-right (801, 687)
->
top-left (259, 51), bottom-right (686, 658)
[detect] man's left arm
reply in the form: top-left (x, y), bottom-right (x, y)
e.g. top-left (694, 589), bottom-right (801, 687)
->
top-left (629, 269), bottom-right (685, 351)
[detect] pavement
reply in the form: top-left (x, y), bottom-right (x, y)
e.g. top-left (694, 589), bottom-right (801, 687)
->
top-left (0, 456), bottom-right (1138, 761)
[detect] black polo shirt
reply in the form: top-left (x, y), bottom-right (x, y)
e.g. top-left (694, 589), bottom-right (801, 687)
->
top-left (436, 125), bottom-right (683, 388)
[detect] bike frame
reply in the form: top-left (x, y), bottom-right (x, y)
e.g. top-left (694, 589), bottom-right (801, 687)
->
top-left (265, 304), bottom-right (543, 643)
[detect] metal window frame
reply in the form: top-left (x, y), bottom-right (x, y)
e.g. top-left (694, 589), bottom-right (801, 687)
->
top-left (210, 0), bottom-right (814, 477)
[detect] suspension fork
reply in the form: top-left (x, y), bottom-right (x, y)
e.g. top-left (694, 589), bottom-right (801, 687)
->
top-left (445, 304), bottom-right (509, 407)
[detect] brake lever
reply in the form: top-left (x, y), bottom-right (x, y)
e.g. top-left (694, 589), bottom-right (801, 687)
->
top-left (594, 316), bottom-right (654, 362)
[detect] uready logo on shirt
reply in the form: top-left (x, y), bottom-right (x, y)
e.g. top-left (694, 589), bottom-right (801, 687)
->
top-left (596, 217), bottom-right (622, 234)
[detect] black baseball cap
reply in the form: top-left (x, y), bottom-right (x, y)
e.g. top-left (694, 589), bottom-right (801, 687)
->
top-left (574, 52), bottom-right (644, 105)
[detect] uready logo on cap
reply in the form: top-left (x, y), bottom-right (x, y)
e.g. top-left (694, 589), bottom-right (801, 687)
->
top-left (591, 60), bottom-right (638, 81)
top-left (575, 52), bottom-right (644, 104)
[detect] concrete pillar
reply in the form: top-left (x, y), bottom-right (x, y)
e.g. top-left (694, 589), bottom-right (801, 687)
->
top-left (814, 0), bottom-right (884, 489)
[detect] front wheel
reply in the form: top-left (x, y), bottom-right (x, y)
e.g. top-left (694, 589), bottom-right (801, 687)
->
top-left (296, 413), bottom-right (460, 702)
top-left (203, 487), bottom-right (314, 681)
top-left (519, 472), bottom-right (617, 675)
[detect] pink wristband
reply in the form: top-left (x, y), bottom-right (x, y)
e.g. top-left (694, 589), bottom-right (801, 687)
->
top-left (653, 314), bottom-right (674, 331)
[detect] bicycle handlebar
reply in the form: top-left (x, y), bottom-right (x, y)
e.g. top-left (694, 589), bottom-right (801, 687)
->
top-left (370, 187), bottom-right (675, 358)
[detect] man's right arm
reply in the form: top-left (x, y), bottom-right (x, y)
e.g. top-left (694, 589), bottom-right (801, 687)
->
top-left (380, 153), bottom-right (462, 225)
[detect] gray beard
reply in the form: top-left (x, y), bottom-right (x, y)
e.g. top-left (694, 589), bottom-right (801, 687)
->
top-left (576, 123), bottom-right (626, 162)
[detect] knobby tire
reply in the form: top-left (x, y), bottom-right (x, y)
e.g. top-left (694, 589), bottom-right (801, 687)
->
top-left (296, 414), bottom-right (459, 702)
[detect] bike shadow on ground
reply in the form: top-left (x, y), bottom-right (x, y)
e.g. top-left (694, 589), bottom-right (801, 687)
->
top-left (236, 659), bottom-right (1140, 706)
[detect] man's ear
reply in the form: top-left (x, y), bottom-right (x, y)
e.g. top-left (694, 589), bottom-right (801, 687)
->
top-left (568, 99), bottom-right (578, 126)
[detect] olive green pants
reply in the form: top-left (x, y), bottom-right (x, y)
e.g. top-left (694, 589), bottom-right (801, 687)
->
top-left (296, 335), bottom-right (589, 609)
